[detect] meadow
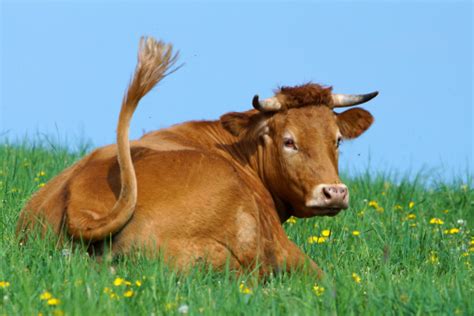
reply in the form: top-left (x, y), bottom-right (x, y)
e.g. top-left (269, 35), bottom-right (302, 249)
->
top-left (0, 140), bottom-right (472, 315)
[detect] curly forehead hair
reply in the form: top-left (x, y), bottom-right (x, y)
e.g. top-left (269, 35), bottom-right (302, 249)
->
top-left (278, 83), bottom-right (334, 108)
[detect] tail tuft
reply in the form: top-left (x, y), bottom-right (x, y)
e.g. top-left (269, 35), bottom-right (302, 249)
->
top-left (125, 37), bottom-right (180, 110)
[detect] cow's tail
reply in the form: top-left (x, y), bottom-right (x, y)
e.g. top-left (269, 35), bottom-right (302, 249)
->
top-left (70, 37), bottom-right (179, 241)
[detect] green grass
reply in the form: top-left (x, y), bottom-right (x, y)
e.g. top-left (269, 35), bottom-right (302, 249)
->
top-left (0, 141), bottom-right (473, 315)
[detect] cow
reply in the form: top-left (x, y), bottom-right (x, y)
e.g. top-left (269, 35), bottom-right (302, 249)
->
top-left (16, 37), bottom-right (378, 275)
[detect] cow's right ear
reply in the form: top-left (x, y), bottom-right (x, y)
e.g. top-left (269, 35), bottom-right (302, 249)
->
top-left (336, 108), bottom-right (374, 139)
top-left (220, 112), bottom-right (252, 136)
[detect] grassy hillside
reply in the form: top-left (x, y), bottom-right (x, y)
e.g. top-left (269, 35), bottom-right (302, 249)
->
top-left (0, 142), bottom-right (473, 315)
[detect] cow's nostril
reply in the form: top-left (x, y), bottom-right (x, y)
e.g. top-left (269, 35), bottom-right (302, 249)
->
top-left (323, 187), bottom-right (332, 200)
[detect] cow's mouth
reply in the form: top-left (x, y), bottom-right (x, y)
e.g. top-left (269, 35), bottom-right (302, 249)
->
top-left (292, 203), bottom-right (345, 218)
top-left (309, 207), bottom-right (342, 217)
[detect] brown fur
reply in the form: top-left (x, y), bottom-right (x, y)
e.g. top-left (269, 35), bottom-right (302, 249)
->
top-left (17, 37), bottom-right (376, 276)
top-left (277, 83), bottom-right (334, 110)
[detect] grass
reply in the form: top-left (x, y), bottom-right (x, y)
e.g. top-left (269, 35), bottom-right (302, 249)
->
top-left (0, 140), bottom-right (473, 315)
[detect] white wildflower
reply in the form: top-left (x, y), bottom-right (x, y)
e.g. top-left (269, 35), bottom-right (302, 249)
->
top-left (178, 304), bottom-right (189, 314)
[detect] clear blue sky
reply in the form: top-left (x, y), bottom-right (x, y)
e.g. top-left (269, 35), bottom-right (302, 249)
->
top-left (1, 1), bottom-right (472, 180)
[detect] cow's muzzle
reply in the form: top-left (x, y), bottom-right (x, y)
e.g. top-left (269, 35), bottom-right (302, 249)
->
top-left (305, 184), bottom-right (349, 210)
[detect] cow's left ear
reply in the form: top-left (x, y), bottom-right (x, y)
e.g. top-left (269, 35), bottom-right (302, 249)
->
top-left (336, 108), bottom-right (374, 139)
top-left (221, 111), bottom-right (270, 139)
top-left (220, 112), bottom-right (251, 136)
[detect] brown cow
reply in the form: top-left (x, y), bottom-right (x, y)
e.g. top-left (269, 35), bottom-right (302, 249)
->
top-left (17, 37), bottom-right (378, 275)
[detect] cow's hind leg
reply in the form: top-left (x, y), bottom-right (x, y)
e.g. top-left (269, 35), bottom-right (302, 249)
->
top-left (110, 236), bottom-right (245, 273)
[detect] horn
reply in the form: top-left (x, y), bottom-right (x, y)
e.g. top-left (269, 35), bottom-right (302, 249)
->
top-left (252, 95), bottom-right (282, 112)
top-left (331, 91), bottom-right (379, 108)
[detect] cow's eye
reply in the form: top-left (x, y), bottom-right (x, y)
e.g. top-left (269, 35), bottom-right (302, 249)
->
top-left (336, 136), bottom-right (343, 148)
top-left (283, 138), bottom-right (297, 150)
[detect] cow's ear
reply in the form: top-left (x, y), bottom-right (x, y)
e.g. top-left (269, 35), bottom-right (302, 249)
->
top-left (220, 112), bottom-right (252, 136)
top-left (336, 108), bottom-right (374, 139)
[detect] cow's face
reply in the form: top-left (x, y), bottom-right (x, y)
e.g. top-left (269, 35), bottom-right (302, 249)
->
top-left (263, 106), bottom-right (373, 217)
top-left (221, 83), bottom-right (377, 218)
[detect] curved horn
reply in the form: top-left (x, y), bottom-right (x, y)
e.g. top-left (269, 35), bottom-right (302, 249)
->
top-left (331, 91), bottom-right (379, 108)
top-left (252, 95), bottom-right (282, 112)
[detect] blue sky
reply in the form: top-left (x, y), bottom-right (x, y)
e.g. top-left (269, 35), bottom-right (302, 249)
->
top-left (1, 1), bottom-right (472, 180)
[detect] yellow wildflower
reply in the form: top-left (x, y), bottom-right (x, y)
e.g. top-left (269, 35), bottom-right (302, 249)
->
top-left (313, 284), bottom-right (325, 296)
top-left (239, 282), bottom-right (252, 294)
top-left (400, 293), bottom-right (409, 303)
top-left (429, 251), bottom-right (439, 264)
top-left (40, 291), bottom-right (52, 300)
top-left (357, 210), bottom-right (365, 217)
top-left (124, 281), bottom-right (132, 286)
top-left (368, 200), bottom-right (384, 212)
top-left (449, 228), bottom-right (460, 234)
top-left (321, 230), bottom-right (331, 237)
top-left (409, 223), bottom-right (417, 228)
top-left (394, 204), bottom-right (403, 211)
top-left (38, 171), bottom-right (46, 177)
top-left (317, 237), bottom-right (327, 243)
top-left (286, 216), bottom-right (297, 224)
top-left (38, 183), bottom-right (45, 188)
top-left (109, 292), bottom-right (119, 300)
top-left (352, 230), bottom-right (360, 236)
top-left (113, 277), bottom-right (125, 286)
top-left (429, 218), bottom-right (444, 225)
top-left (0, 281), bottom-right (10, 288)
top-left (308, 236), bottom-right (327, 244)
top-left (352, 272), bottom-right (361, 283)
top-left (104, 287), bottom-right (112, 294)
top-left (465, 261), bottom-right (472, 269)
top-left (469, 240), bottom-right (474, 246)
top-left (53, 310), bottom-right (64, 316)
top-left (47, 298), bottom-right (60, 306)
top-left (135, 280), bottom-right (142, 287)
top-left (165, 303), bottom-right (176, 311)
top-left (123, 290), bottom-right (134, 297)
top-left (407, 214), bottom-right (416, 220)
top-left (409, 201), bottom-right (415, 209)
top-left (368, 201), bottom-right (378, 208)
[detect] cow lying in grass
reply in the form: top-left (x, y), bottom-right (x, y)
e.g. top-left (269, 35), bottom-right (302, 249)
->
top-left (17, 37), bottom-right (378, 275)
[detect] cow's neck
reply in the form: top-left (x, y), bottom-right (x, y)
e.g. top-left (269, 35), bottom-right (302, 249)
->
top-left (254, 140), bottom-right (292, 223)
top-left (220, 132), bottom-right (291, 223)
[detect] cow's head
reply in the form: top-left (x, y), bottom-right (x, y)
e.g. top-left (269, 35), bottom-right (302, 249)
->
top-left (221, 83), bottom-right (377, 218)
